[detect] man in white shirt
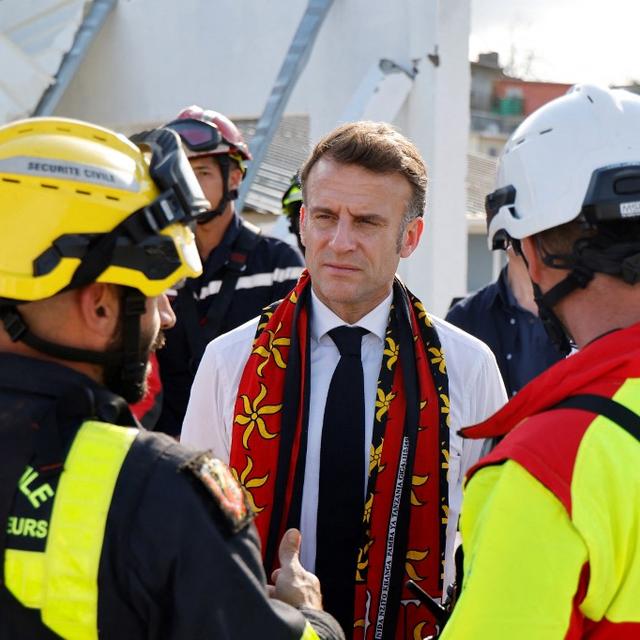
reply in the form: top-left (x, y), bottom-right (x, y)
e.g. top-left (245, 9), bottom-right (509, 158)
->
top-left (182, 121), bottom-right (506, 640)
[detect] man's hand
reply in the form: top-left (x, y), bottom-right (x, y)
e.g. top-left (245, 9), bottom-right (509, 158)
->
top-left (270, 528), bottom-right (323, 610)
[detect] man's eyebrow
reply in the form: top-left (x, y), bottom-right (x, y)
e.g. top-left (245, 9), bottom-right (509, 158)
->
top-left (309, 206), bottom-right (335, 214)
top-left (352, 212), bottom-right (386, 222)
top-left (308, 206), bottom-right (386, 222)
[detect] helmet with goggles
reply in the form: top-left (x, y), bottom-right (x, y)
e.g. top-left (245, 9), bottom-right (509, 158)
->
top-left (0, 117), bottom-right (206, 401)
top-left (164, 106), bottom-right (252, 223)
top-left (166, 105), bottom-right (251, 171)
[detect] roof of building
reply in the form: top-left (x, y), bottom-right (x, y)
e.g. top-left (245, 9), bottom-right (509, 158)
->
top-left (466, 151), bottom-right (497, 232)
top-left (471, 52), bottom-right (502, 71)
top-left (236, 114), bottom-right (310, 215)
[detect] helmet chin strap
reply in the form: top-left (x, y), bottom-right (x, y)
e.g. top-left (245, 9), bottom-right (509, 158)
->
top-left (514, 239), bottom-right (594, 357)
top-left (111, 288), bottom-right (148, 403)
top-left (0, 288), bottom-right (149, 404)
top-left (531, 282), bottom-right (575, 356)
top-left (196, 156), bottom-right (238, 225)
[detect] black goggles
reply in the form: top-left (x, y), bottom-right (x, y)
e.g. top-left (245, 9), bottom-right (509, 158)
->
top-left (164, 118), bottom-right (224, 153)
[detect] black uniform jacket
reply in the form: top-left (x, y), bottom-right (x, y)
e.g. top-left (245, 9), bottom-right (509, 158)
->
top-left (0, 353), bottom-right (342, 640)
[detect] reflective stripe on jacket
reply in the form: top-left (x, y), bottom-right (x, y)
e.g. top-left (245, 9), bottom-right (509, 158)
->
top-left (6, 421), bottom-right (136, 639)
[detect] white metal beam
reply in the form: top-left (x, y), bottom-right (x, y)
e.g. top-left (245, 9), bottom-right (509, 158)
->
top-left (340, 58), bottom-right (418, 123)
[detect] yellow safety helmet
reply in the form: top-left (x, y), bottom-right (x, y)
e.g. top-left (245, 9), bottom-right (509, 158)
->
top-left (281, 172), bottom-right (305, 254)
top-left (281, 173), bottom-right (303, 216)
top-left (0, 117), bottom-right (205, 303)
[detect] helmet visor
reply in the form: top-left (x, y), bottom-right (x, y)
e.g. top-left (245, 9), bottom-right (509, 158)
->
top-left (165, 118), bottom-right (223, 153)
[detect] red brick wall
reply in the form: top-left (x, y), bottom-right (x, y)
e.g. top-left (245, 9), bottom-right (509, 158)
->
top-left (494, 80), bottom-right (573, 116)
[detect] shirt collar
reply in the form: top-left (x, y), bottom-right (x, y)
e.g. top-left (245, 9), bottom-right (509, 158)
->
top-left (309, 289), bottom-right (392, 344)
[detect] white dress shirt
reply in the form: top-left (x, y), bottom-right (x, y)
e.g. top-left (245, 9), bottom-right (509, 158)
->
top-left (182, 291), bottom-right (507, 587)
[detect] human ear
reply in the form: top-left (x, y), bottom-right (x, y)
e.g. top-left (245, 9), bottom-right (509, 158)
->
top-left (400, 217), bottom-right (424, 258)
top-left (299, 204), bottom-right (307, 247)
top-left (228, 165), bottom-right (244, 191)
top-left (77, 283), bottom-right (120, 339)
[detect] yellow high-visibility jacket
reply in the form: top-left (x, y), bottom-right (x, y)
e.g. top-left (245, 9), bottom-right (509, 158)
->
top-left (442, 323), bottom-right (640, 639)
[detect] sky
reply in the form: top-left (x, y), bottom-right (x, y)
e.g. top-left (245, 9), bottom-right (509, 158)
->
top-left (470, 0), bottom-right (640, 86)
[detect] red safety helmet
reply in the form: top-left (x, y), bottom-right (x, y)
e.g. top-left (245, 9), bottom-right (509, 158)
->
top-left (165, 106), bottom-right (252, 222)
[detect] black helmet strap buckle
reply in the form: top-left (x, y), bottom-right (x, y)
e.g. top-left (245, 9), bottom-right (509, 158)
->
top-left (1, 308), bottom-right (28, 343)
top-left (621, 252), bottom-right (640, 284)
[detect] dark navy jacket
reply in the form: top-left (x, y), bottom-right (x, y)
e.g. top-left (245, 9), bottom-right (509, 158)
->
top-left (156, 213), bottom-right (304, 436)
top-left (446, 266), bottom-right (563, 397)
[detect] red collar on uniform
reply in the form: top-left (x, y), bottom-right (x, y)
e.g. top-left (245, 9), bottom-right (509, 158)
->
top-left (460, 322), bottom-right (640, 440)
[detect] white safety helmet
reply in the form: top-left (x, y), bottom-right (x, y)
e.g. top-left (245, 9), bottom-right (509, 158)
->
top-left (486, 84), bottom-right (640, 250)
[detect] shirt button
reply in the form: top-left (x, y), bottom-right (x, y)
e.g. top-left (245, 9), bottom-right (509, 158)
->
top-left (510, 318), bottom-right (516, 325)
top-left (506, 353), bottom-right (513, 360)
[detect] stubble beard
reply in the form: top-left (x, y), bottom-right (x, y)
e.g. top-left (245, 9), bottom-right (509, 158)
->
top-left (102, 324), bottom-right (161, 404)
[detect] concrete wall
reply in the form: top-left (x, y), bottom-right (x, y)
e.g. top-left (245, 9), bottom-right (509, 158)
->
top-left (396, 0), bottom-right (471, 315)
top-left (57, 0), bottom-right (437, 132)
top-left (54, 0), bottom-right (470, 317)
top-left (55, 0), bottom-right (303, 128)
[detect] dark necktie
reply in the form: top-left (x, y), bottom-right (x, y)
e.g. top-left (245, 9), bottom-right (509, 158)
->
top-left (315, 325), bottom-right (368, 638)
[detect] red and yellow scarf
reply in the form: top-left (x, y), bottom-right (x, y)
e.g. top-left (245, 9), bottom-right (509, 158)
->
top-left (230, 271), bottom-right (450, 639)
